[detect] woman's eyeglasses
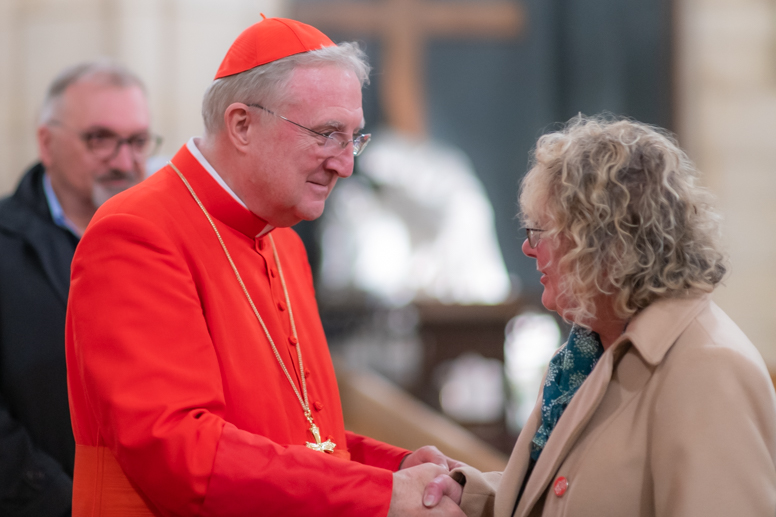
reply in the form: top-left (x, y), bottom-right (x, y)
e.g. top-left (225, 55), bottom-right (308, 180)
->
top-left (524, 228), bottom-right (545, 249)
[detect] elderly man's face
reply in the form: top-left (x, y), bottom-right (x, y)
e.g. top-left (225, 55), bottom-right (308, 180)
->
top-left (38, 79), bottom-right (149, 210)
top-left (239, 64), bottom-right (363, 227)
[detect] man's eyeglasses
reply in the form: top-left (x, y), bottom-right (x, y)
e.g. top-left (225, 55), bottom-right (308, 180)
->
top-left (246, 103), bottom-right (371, 157)
top-left (524, 228), bottom-right (545, 249)
top-left (49, 121), bottom-right (162, 161)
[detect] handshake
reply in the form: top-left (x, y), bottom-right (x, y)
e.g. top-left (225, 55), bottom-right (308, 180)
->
top-left (388, 445), bottom-right (469, 517)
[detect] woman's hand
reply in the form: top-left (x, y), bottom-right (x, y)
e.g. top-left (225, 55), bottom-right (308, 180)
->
top-left (423, 473), bottom-right (464, 507)
top-left (400, 445), bottom-right (467, 471)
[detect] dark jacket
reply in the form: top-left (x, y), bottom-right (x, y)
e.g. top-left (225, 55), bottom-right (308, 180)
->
top-left (0, 163), bottom-right (77, 516)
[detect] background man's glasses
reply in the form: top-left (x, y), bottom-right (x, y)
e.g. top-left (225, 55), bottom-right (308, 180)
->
top-left (524, 228), bottom-right (545, 249)
top-left (49, 121), bottom-right (162, 161)
top-left (246, 103), bottom-right (371, 157)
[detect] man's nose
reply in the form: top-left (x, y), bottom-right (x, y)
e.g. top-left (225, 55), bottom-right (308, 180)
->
top-left (324, 150), bottom-right (355, 179)
top-left (107, 141), bottom-right (138, 171)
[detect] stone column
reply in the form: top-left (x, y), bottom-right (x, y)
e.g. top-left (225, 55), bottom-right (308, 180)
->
top-left (675, 0), bottom-right (776, 365)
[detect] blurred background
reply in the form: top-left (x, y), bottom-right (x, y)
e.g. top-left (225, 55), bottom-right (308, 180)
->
top-left (2, 0), bottom-right (775, 464)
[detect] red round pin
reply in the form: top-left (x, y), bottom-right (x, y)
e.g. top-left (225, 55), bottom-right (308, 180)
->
top-left (553, 476), bottom-right (568, 497)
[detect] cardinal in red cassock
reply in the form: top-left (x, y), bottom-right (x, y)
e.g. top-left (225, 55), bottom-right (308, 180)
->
top-left (66, 16), bottom-right (465, 517)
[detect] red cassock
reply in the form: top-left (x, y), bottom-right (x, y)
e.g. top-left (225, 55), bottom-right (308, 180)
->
top-left (66, 144), bottom-right (409, 516)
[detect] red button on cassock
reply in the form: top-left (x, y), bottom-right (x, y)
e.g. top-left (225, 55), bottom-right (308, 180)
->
top-left (277, 301), bottom-right (287, 311)
top-left (314, 401), bottom-right (324, 411)
top-left (257, 239), bottom-right (265, 250)
top-left (288, 335), bottom-right (298, 345)
top-left (304, 368), bottom-right (311, 378)
top-left (553, 477), bottom-right (568, 497)
top-left (270, 268), bottom-right (277, 278)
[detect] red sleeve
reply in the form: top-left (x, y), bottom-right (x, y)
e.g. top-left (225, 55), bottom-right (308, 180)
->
top-left (68, 213), bottom-right (394, 517)
top-left (202, 425), bottom-right (394, 516)
top-left (346, 431), bottom-right (411, 471)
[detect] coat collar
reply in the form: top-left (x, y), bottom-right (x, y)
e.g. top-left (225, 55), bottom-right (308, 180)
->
top-left (0, 163), bottom-right (78, 304)
top-left (512, 293), bottom-right (712, 516)
top-left (515, 349), bottom-right (614, 516)
top-left (166, 144), bottom-right (270, 239)
top-left (495, 401), bottom-right (542, 517)
top-left (616, 293), bottom-right (712, 365)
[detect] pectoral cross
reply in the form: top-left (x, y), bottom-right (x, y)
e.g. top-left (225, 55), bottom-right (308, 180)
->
top-left (305, 415), bottom-right (336, 453)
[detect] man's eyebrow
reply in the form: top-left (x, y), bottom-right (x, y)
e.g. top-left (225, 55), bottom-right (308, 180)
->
top-left (314, 120), bottom-right (366, 133)
top-left (82, 125), bottom-right (118, 134)
top-left (314, 120), bottom-right (346, 131)
top-left (83, 125), bottom-right (149, 136)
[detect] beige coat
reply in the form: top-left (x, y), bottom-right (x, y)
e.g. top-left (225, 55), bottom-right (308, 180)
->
top-left (455, 294), bottom-right (776, 517)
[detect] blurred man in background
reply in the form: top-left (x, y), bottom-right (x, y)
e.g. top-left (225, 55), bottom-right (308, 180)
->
top-left (0, 61), bottom-right (157, 516)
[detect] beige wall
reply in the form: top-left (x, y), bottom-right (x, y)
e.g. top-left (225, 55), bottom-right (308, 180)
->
top-left (675, 0), bottom-right (776, 365)
top-left (0, 0), bottom-right (285, 194)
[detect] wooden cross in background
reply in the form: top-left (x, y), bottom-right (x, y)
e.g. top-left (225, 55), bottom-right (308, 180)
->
top-left (292, 0), bottom-right (525, 137)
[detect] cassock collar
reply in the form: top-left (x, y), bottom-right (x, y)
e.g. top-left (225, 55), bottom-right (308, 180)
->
top-left (169, 143), bottom-right (271, 239)
top-left (186, 138), bottom-right (246, 209)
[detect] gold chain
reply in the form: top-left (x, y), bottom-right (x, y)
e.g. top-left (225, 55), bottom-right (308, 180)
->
top-left (168, 161), bottom-right (326, 442)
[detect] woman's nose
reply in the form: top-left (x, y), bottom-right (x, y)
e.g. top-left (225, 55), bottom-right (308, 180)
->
top-left (522, 238), bottom-right (536, 258)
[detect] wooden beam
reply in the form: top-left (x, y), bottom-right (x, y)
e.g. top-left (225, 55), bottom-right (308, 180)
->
top-left (293, 0), bottom-right (525, 136)
top-left (292, 2), bottom-right (524, 37)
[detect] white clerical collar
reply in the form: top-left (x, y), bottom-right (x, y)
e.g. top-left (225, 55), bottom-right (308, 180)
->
top-left (186, 137), bottom-right (273, 237)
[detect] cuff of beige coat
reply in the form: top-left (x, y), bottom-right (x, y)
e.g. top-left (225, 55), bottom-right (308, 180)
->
top-left (451, 466), bottom-right (498, 517)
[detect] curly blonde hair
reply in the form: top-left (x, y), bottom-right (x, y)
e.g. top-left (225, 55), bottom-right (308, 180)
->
top-left (520, 115), bottom-right (727, 324)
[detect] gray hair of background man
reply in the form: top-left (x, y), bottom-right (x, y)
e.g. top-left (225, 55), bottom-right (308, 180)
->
top-left (39, 60), bottom-right (146, 124)
top-left (201, 42), bottom-right (371, 136)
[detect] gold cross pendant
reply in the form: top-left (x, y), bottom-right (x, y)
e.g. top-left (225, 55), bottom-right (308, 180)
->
top-left (306, 421), bottom-right (336, 453)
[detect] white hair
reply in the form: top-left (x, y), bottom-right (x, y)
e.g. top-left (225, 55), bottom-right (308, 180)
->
top-left (201, 42), bottom-right (370, 135)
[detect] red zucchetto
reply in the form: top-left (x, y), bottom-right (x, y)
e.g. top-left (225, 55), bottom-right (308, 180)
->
top-left (214, 16), bottom-right (335, 79)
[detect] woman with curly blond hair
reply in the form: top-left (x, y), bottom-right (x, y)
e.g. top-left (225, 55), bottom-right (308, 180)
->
top-left (425, 115), bottom-right (776, 516)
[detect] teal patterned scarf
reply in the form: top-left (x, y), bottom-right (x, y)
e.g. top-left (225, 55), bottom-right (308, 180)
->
top-left (530, 325), bottom-right (604, 461)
